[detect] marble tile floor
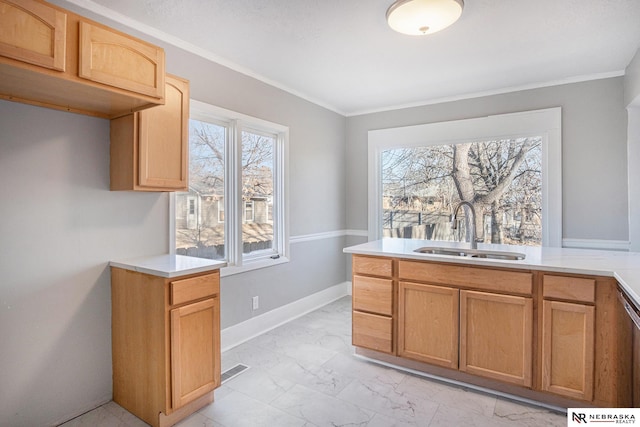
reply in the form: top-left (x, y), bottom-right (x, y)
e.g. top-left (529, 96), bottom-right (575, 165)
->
top-left (60, 296), bottom-right (567, 427)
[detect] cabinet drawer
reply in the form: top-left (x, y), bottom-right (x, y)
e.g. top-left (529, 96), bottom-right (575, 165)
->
top-left (79, 21), bottom-right (165, 98)
top-left (171, 272), bottom-right (219, 306)
top-left (352, 311), bottom-right (393, 353)
top-left (353, 275), bottom-right (393, 315)
top-left (353, 255), bottom-right (392, 277)
top-left (399, 260), bottom-right (532, 295)
top-left (543, 275), bottom-right (595, 303)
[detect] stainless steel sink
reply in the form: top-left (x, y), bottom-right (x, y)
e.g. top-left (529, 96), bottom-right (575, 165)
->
top-left (469, 250), bottom-right (526, 260)
top-left (413, 247), bottom-right (468, 256)
top-left (413, 247), bottom-right (525, 260)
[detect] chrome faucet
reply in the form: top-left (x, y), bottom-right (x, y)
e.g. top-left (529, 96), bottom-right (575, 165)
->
top-left (452, 201), bottom-right (479, 250)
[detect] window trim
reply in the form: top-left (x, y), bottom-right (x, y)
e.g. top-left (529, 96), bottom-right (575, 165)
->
top-left (367, 108), bottom-right (562, 247)
top-left (170, 100), bottom-right (290, 277)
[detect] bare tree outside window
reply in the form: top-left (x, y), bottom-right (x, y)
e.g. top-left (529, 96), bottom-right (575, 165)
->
top-left (175, 120), bottom-right (277, 260)
top-left (241, 130), bottom-right (275, 254)
top-left (175, 120), bottom-right (226, 260)
top-left (382, 137), bottom-right (542, 246)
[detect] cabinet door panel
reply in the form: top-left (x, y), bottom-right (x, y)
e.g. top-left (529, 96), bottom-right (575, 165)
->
top-left (170, 297), bottom-right (220, 409)
top-left (398, 282), bottom-right (459, 368)
top-left (79, 21), bottom-right (164, 98)
top-left (138, 75), bottom-right (188, 189)
top-left (0, 0), bottom-right (66, 70)
top-left (542, 300), bottom-right (594, 401)
top-left (460, 290), bottom-right (533, 387)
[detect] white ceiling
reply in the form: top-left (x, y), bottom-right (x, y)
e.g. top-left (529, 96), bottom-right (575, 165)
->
top-left (62, 0), bottom-right (640, 115)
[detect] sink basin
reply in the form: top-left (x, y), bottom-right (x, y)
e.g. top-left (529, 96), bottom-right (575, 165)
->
top-left (414, 247), bottom-right (526, 260)
top-left (469, 250), bottom-right (526, 260)
top-left (413, 247), bottom-right (468, 256)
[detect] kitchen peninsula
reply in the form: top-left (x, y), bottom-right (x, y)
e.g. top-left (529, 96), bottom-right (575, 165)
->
top-left (344, 239), bottom-right (640, 409)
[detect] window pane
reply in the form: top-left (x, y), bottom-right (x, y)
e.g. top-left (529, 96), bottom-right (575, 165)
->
top-left (381, 137), bottom-right (542, 246)
top-left (175, 119), bottom-right (226, 260)
top-left (242, 129), bottom-right (275, 255)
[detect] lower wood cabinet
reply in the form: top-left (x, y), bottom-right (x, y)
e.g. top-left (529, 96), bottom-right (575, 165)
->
top-left (170, 298), bottom-right (219, 409)
top-left (397, 281), bottom-right (459, 368)
top-left (111, 267), bottom-right (221, 427)
top-left (541, 300), bottom-right (595, 401)
top-left (351, 255), bottom-right (395, 354)
top-left (460, 290), bottom-right (533, 387)
top-left (351, 256), bottom-right (632, 408)
top-left (634, 325), bottom-right (640, 407)
top-left (352, 310), bottom-right (393, 353)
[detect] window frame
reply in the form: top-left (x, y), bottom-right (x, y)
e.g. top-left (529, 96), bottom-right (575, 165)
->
top-left (170, 100), bottom-right (290, 276)
top-left (367, 108), bottom-right (562, 247)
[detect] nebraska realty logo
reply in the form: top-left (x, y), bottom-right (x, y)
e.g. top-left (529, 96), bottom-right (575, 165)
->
top-left (568, 408), bottom-right (639, 425)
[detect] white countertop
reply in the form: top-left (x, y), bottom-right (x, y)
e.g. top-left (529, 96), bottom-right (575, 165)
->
top-left (110, 254), bottom-right (226, 278)
top-left (344, 239), bottom-right (640, 308)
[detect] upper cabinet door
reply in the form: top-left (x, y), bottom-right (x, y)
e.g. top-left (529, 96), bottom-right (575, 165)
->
top-left (138, 75), bottom-right (189, 190)
top-left (78, 21), bottom-right (164, 98)
top-left (0, 0), bottom-right (66, 71)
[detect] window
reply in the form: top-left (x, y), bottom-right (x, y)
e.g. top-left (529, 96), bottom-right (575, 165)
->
top-left (382, 138), bottom-right (542, 246)
top-left (172, 101), bottom-right (289, 273)
top-left (368, 108), bottom-right (562, 247)
top-left (244, 201), bottom-right (255, 223)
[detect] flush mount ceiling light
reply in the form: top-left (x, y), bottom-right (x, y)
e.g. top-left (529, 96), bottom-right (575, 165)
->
top-left (386, 0), bottom-right (464, 36)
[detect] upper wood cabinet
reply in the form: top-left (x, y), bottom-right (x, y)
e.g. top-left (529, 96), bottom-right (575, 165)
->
top-left (110, 74), bottom-right (189, 192)
top-left (0, 0), bottom-right (66, 70)
top-left (78, 21), bottom-right (164, 98)
top-left (0, 0), bottom-right (164, 118)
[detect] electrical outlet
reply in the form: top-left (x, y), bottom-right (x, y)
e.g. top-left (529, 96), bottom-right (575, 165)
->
top-left (252, 296), bottom-right (259, 310)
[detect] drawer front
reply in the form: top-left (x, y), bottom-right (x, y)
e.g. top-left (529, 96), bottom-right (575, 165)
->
top-left (352, 311), bottom-right (393, 353)
top-left (353, 275), bottom-right (393, 315)
top-left (353, 255), bottom-right (392, 277)
top-left (399, 260), bottom-right (532, 295)
top-left (171, 272), bottom-right (219, 306)
top-left (543, 275), bottom-right (595, 303)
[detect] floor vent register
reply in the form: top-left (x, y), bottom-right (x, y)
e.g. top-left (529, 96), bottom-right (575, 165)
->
top-left (221, 363), bottom-right (250, 384)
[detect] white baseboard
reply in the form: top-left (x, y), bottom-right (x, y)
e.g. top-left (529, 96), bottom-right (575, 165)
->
top-left (221, 282), bottom-right (351, 352)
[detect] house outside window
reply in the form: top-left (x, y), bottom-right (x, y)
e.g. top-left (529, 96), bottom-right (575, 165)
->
top-left (173, 101), bottom-right (289, 273)
top-left (244, 201), bottom-right (254, 223)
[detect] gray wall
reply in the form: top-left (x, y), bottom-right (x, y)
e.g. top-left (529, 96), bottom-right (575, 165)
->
top-left (629, 107), bottom-right (640, 251)
top-left (158, 46), bottom-right (348, 329)
top-left (0, 9), bottom-right (347, 427)
top-left (626, 49), bottom-right (640, 251)
top-left (625, 48), bottom-right (640, 107)
top-left (0, 101), bottom-right (169, 426)
top-left (345, 77), bottom-right (629, 242)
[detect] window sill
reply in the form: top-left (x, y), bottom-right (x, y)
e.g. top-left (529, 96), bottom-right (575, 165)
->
top-left (220, 256), bottom-right (290, 277)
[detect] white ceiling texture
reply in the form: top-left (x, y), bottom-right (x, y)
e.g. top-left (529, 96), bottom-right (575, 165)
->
top-left (61, 0), bottom-right (640, 115)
